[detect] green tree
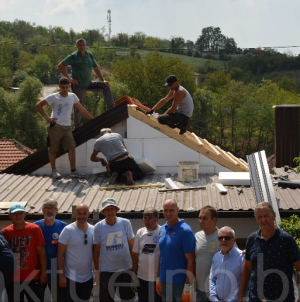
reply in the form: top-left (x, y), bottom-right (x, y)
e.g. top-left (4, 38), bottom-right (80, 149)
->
top-left (31, 54), bottom-right (52, 79)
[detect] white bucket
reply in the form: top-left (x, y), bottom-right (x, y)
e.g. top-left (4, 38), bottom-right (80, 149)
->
top-left (177, 161), bottom-right (199, 182)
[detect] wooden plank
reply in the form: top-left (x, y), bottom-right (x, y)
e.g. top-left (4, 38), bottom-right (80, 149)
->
top-left (0, 201), bottom-right (27, 209)
top-left (128, 106), bottom-right (248, 172)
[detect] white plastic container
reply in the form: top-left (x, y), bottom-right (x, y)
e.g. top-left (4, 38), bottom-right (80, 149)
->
top-left (177, 161), bottom-right (199, 182)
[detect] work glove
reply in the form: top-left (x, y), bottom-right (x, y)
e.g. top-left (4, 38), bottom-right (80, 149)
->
top-left (156, 277), bottom-right (162, 296)
top-left (182, 283), bottom-right (192, 302)
top-left (146, 108), bottom-right (154, 115)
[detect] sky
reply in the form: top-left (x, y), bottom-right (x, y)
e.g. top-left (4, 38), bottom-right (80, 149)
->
top-left (1, 0), bottom-right (300, 55)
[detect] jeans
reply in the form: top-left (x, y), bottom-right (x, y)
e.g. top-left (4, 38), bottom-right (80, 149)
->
top-left (157, 113), bottom-right (190, 130)
top-left (137, 278), bottom-right (162, 302)
top-left (99, 271), bottom-right (135, 302)
top-left (161, 282), bottom-right (184, 302)
top-left (72, 82), bottom-right (114, 128)
top-left (196, 289), bottom-right (210, 302)
top-left (61, 277), bottom-right (93, 302)
top-left (6, 279), bottom-right (45, 302)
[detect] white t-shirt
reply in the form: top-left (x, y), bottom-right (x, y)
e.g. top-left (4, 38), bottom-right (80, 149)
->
top-left (45, 92), bottom-right (79, 126)
top-left (132, 225), bottom-right (160, 282)
top-left (195, 229), bottom-right (219, 292)
top-left (93, 217), bottom-right (134, 272)
top-left (58, 222), bottom-right (94, 282)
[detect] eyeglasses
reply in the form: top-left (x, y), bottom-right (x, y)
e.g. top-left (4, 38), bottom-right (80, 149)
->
top-left (217, 236), bottom-right (233, 241)
top-left (84, 234), bottom-right (88, 245)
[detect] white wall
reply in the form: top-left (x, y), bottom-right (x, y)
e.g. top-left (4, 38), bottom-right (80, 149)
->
top-left (34, 115), bottom-right (232, 176)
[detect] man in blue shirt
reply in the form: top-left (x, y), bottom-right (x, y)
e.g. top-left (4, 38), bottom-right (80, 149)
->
top-left (238, 201), bottom-right (300, 302)
top-left (209, 226), bottom-right (244, 301)
top-left (58, 38), bottom-right (114, 128)
top-left (34, 198), bottom-right (67, 302)
top-left (157, 199), bottom-right (195, 302)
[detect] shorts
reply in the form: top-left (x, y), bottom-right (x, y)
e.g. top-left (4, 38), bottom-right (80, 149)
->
top-left (47, 124), bottom-right (76, 153)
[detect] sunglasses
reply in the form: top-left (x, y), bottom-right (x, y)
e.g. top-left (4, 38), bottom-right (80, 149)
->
top-left (84, 234), bottom-right (88, 245)
top-left (217, 236), bottom-right (233, 241)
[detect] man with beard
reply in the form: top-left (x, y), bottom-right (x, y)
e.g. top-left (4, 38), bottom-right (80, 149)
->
top-left (34, 198), bottom-right (67, 302)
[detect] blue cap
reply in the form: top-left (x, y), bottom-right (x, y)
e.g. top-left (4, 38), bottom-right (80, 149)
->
top-left (9, 203), bottom-right (26, 213)
top-left (100, 198), bottom-right (119, 212)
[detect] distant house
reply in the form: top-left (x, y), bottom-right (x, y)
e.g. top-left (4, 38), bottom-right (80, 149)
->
top-left (0, 139), bottom-right (36, 171)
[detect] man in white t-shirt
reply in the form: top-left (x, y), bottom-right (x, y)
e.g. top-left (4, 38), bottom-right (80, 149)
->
top-left (195, 205), bottom-right (219, 302)
top-left (132, 207), bottom-right (162, 302)
top-left (36, 77), bottom-right (93, 179)
top-left (57, 204), bottom-right (94, 302)
top-left (93, 198), bottom-right (135, 302)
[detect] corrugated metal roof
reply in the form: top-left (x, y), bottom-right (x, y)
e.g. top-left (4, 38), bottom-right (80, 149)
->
top-left (0, 172), bottom-right (255, 214)
top-left (1, 168), bottom-right (300, 215)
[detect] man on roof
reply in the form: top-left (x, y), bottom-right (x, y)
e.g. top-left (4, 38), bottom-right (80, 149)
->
top-left (58, 38), bottom-right (114, 128)
top-left (90, 128), bottom-right (143, 185)
top-left (36, 77), bottom-right (94, 179)
top-left (146, 75), bottom-right (194, 135)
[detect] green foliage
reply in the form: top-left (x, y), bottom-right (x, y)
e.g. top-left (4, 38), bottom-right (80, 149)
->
top-left (31, 54), bottom-right (52, 79)
top-left (0, 77), bottom-right (46, 149)
top-left (293, 157), bottom-right (300, 172)
top-left (113, 52), bottom-right (195, 107)
top-left (0, 67), bottom-right (12, 89)
top-left (279, 215), bottom-right (300, 250)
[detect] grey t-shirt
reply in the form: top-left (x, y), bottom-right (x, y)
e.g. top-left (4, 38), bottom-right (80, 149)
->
top-left (93, 133), bottom-right (127, 162)
top-left (195, 229), bottom-right (219, 292)
top-left (93, 217), bottom-right (134, 272)
top-left (58, 222), bottom-right (94, 282)
top-left (176, 86), bottom-right (194, 117)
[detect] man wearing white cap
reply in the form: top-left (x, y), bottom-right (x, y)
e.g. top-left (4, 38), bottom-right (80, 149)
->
top-left (93, 198), bottom-right (135, 302)
top-left (2, 202), bottom-right (47, 302)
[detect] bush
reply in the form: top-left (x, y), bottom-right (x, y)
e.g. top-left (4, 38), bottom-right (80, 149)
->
top-left (279, 215), bottom-right (300, 250)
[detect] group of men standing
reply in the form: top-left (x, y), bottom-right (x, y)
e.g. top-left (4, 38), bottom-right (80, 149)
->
top-left (1, 199), bottom-right (299, 302)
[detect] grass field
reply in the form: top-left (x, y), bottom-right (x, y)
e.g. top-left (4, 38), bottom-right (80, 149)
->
top-left (138, 50), bottom-right (226, 69)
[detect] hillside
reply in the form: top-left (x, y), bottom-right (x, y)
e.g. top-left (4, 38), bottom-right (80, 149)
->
top-left (138, 50), bottom-right (226, 70)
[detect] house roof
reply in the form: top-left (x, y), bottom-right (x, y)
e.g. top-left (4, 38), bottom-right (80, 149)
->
top-left (1, 101), bottom-right (128, 175)
top-left (0, 167), bottom-right (299, 218)
top-left (0, 139), bottom-right (36, 171)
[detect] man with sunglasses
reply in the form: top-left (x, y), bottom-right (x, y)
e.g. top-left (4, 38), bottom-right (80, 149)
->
top-left (34, 198), bottom-right (67, 302)
top-left (57, 204), bottom-right (94, 302)
top-left (146, 75), bottom-right (194, 135)
top-left (209, 226), bottom-right (244, 302)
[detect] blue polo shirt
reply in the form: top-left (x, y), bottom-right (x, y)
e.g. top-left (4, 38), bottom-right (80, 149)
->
top-left (159, 219), bottom-right (195, 284)
top-left (34, 219), bottom-right (67, 275)
top-left (245, 228), bottom-right (300, 301)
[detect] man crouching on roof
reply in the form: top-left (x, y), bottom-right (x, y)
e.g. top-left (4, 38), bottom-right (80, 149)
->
top-left (90, 128), bottom-right (143, 185)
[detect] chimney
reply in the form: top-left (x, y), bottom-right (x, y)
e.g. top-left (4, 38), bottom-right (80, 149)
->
top-left (273, 105), bottom-right (300, 168)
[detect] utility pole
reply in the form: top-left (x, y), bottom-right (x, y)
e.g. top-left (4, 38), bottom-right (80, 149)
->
top-left (107, 10), bottom-right (112, 43)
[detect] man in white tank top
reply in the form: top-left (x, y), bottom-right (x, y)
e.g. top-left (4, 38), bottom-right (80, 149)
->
top-left (147, 75), bottom-right (194, 135)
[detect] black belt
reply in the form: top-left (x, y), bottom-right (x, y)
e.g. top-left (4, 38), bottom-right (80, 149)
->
top-left (109, 153), bottom-right (128, 163)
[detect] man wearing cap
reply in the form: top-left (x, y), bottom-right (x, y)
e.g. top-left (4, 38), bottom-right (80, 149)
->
top-left (147, 75), bottom-right (194, 135)
top-left (34, 198), bottom-right (67, 302)
top-left (2, 202), bottom-right (47, 302)
top-left (58, 38), bottom-right (114, 128)
top-left (90, 128), bottom-right (143, 185)
top-left (132, 207), bottom-right (162, 302)
top-left (57, 204), bottom-right (94, 302)
top-left (157, 199), bottom-right (195, 302)
top-left (93, 198), bottom-right (135, 302)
